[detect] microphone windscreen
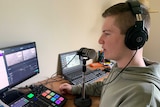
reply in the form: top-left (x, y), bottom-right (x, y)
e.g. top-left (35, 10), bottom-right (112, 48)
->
top-left (77, 48), bottom-right (96, 59)
top-left (87, 49), bottom-right (97, 59)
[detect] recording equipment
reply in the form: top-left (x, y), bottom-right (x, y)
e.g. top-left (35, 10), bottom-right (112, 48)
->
top-left (77, 48), bottom-right (96, 59)
top-left (74, 56), bottom-right (92, 107)
top-left (74, 47), bottom-right (97, 107)
top-left (0, 42), bottom-right (40, 105)
top-left (9, 85), bottom-right (67, 107)
top-left (125, 0), bottom-right (148, 50)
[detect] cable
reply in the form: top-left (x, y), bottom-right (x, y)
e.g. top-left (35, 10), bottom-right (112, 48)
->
top-left (90, 49), bottom-right (138, 96)
top-left (103, 49), bottom-right (138, 86)
top-left (50, 53), bottom-right (77, 79)
top-left (37, 75), bottom-right (65, 86)
top-left (55, 54), bottom-right (77, 76)
top-left (62, 54), bottom-right (77, 69)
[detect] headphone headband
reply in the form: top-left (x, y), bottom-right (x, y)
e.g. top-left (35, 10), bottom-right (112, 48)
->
top-left (125, 0), bottom-right (148, 50)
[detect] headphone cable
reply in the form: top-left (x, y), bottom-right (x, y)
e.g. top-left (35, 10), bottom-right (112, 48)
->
top-left (103, 49), bottom-right (138, 86)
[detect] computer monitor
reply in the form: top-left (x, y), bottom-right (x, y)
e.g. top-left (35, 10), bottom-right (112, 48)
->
top-left (0, 42), bottom-right (39, 95)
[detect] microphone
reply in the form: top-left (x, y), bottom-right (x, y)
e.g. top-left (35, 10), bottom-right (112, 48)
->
top-left (75, 48), bottom-right (95, 107)
top-left (77, 47), bottom-right (96, 59)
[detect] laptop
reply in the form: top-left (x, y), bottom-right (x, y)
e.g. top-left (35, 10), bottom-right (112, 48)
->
top-left (59, 50), bottom-right (106, 85)
top-left (59, 50), bottom-right (83, 84)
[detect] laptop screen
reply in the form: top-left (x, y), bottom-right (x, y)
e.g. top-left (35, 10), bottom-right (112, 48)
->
top-left (0, 42), bottom-right (39, 94)
top-left (59, 51), bottom-right (82, 74)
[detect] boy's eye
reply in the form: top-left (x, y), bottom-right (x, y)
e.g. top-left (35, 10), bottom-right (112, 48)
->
top-left (104, 33), bottom-right (110, 36)
top-left (103, 30), bottom-right (110, 36)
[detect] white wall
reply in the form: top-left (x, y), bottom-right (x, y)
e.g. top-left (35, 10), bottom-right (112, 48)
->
top-left (0, 0), bottom-right (105, 86)
top-left (143, 0), bottom-right (160, 62)
top-left (0, 0), bottom-right (160, 87)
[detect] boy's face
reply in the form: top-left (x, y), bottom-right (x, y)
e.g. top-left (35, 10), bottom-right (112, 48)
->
top-left (98, 16), bottom-right (128, 61)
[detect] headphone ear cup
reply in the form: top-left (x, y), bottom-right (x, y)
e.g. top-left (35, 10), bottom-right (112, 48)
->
top-left (125, 25), bottom-right (148, 50)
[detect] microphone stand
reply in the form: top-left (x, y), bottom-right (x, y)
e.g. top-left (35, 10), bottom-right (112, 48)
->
top-left (74, 58), bottom-right (92, 107)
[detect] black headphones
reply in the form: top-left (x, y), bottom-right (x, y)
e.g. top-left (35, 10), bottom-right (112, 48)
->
top-left (125, 0), bottom-right (148, 50)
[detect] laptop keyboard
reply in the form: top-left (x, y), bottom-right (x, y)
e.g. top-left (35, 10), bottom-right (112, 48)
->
top-left (67, 71), bottom-right (82, 80)
top-left (71, 69), bottom-right (106, 85)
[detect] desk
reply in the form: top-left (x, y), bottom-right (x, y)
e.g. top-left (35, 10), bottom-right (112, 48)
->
top-left (38, 76), bottom-right (101, 107)
top-left (40, 65), bottom-right (109, 106)
top-left (19, 74), bottom-right (109, 107)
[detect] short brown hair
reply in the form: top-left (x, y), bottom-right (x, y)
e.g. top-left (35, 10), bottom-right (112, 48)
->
top-left (102, 1), bottom-right (150, 35)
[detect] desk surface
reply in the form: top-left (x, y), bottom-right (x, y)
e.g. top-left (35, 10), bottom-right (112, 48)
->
top-left (0, 75), bottom-right (106, 107)
top-left (39, 65), bottom-right (110, 107)
top-left (18, 67), bottom-right (109, 107)
top-left (34, 76), bottom-right (102, 107)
